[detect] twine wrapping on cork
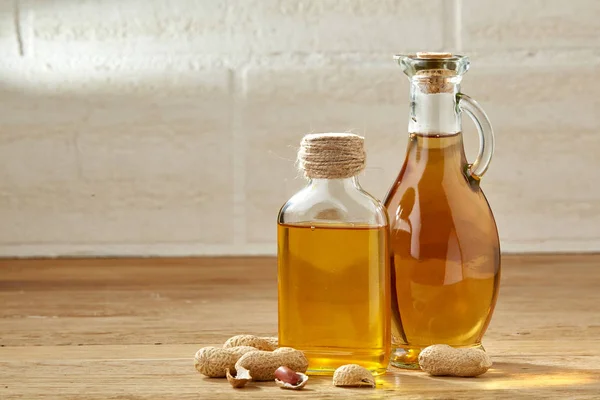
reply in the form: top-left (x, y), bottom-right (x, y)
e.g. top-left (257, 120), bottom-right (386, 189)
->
top-left (297, 133), bottom-right (366, 179)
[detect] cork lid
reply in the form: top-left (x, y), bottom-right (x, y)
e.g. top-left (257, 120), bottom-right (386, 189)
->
top-left (395, 52), bottom-right (470, 93)
top-left (416, 52), bottom-right (454, 59)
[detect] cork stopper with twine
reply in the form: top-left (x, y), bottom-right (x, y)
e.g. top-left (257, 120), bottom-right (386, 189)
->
top-left (414, 52), bottom-right (457, 94)
top-left (297, 133), bottom-right (366, 179)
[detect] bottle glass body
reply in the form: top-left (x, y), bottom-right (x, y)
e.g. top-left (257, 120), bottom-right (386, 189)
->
top-left (278, 177), bottom-right (391, 375)
top-left (384, 55), bottom-right (501, 368)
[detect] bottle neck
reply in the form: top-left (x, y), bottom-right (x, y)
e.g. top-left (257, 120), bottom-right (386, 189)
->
top-left (408, 78), bottom-right (461, 135)
top-left (405, 133), bottom-right (468, 170)
top-left (308, 177), bottom-right (361, 192)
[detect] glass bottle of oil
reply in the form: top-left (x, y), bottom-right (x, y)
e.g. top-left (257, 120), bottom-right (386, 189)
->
top-left (278, 133), bottom-right (391, 376)
top-left (384, 53), bottom-right (501, 369)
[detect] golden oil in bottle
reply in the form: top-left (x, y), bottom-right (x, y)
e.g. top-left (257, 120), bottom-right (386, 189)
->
top-left (277, 133), bottom-right (391, 375)
top-left (278, 223), bottom-right (390, 375)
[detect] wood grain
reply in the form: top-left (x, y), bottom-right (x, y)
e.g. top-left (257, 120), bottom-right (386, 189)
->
top-left (1, 255), bottom-right (599, 399)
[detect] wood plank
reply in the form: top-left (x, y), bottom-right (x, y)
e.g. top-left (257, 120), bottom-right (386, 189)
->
top-left (1, 349), bottom-right (599, 399)
top-left (0, 257), bottom-right (279, 346)
top-left (1, 255), bottom-right (600, 398)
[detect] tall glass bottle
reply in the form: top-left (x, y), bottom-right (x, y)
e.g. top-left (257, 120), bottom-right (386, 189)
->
top-left (384, 53), bottom-right (501, 368)
top-left (278, 133), bottom-right (391, 375)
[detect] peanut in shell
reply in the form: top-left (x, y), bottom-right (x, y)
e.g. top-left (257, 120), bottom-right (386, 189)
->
top-left (234, 347), bottom-right (308, 381)
top-left (418, 344), bottom-right (492, 377)
top-left (194, 346), bottom-right (256, 378)
top-left (223, 334), bottom-right (278, 351)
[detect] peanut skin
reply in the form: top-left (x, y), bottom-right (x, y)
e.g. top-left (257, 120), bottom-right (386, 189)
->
top-left (274, 366), bottom-right (300, 385)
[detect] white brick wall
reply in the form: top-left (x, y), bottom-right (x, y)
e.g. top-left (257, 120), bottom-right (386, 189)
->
top-left (0, 0), bottom-right (598, 256)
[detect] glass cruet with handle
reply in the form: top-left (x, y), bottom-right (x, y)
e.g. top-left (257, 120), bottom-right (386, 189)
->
top-left (383, 52), bottom-right (501, 369)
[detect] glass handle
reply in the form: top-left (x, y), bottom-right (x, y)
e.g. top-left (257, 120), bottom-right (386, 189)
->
top-left (457, 93), bottom-right (495, 180)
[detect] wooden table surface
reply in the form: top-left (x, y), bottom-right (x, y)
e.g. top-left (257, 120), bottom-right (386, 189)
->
top-left (1, 255), bottom-right (599, 399)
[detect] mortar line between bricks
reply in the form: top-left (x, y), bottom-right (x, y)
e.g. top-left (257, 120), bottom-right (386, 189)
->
top-left (455, 0), bottom-right (463, 52)
top-left (442, 0), bottom-right (454, 50)
top-left (13, 0), bottom-right (24, 56)
top-left (0, 242), bottom-right (277, 257)
top-left (227, 0), bottom-right (246, 248)
top-left (231, 68), bottom-right (246, 247)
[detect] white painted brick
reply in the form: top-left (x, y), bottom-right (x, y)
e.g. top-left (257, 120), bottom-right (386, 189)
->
top-left (0, 70), bottom-right (89, 187)
top-left (229, 0), bottom-right (445, 54)
top-left (0, 134), bottom-right (79, 186)
top-left (0, 3), bottom-right (18, 56)
top-left (463, 64), bottom-right (600, 251)
top-left (27, 0), bottom-right (229, 56)
top-left (0, 64), bottom-right (234, 246)
top-left (28, 0), bottom-right (445, 57)
top-left (462, 0), bottom-right (600, 50)
top-left (242, 65), bottom-right (410, 243)
top-left (0, 92), bottom-right (91, 125)
top-left (0, 180), bottom-right (232, 245)
top-left (75, 70), bottom-right (231, 181)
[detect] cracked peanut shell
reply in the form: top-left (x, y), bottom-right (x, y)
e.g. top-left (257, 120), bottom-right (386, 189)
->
top-left (226, 367), bottom-right (252, 388)
top-left (333, 364), bottom-right (375, 388)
